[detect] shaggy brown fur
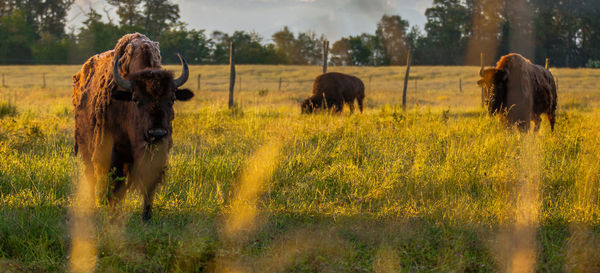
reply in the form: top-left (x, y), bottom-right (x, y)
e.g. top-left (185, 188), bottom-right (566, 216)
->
top-left (72, 33), bottom-right (193, 221)
top-left (478, 53), bottom-right (557, 131)
top-left (301, 72), bottom-right (365, 113)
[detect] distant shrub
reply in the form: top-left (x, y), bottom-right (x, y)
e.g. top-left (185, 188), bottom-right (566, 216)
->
top-left (0, 100), bottom-right (17, 118)
top-left (586, 59), bottom-right (600, 68)
top-left (258, 89), bottom-right (269, 97)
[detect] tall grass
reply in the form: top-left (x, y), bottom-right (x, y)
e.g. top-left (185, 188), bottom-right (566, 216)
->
top-left (0, 100), bottom-right (17, 118)
top-left (0, 65), bottom-right (599, 272)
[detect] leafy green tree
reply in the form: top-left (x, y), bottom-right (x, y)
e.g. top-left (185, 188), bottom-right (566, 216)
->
top-left (347, 34), bottom-right (373, 66)
top-left (405, 26), bottom-right (422, 51)
top-left (107, 0), bottom-right (143, 30)
top-left (0, 0), bottom-right (73, 38)
top-left (36, 0), bottom-right (74, 37)
top-left (296, 31), bottom-right (326, 65)
top-left (331, 34), bottom-right (385, 66)
top-left (0, 10), bottom-right (36, 63)
top-left (158, 25), bottom-right (211, 64)
top-left (463, 0), bottom-right (503, 65)
top-left (31, 32), bottom-right (69, 64)
top-left (376, 14), bottom-right (409, 65)
top-left (330, 38), bottom-right (351, 66)
top-left (211, 30), bottom-right (283, 64)
top-left (272, 26), bottom-right (303, 64)
top-left (579, 0), bottom-right (600, 66)
top-left (421, 0), bottom-right (470, 65)
top-left (141, 0), bottom-right (180, 39)
top-left (530, 0), bottom-right (600, 67)
top-left (210, 30), bottom-right (230, 64)
top-left (76, 8), bottom-right (123, 62)
top-left (232, 31), bottom-right (278, 64)
top-left (272, 26), bottom-right (325, 64)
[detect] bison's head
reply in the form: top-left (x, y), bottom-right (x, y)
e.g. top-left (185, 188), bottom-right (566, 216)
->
top-left (477, 67), bottom-right (509, 115)
top-left (112, 54), bottom-right (194, 145)
top-left (301, 98), bottom-right (315, 114)
top-left (301, 96), bottom-right (325, 114)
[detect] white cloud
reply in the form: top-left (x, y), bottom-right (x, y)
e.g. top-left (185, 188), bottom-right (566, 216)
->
top-left (67, 0), bottom-right (429, 41)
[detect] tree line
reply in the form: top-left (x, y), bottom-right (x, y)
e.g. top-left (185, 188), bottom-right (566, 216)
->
top-left (0, 0), bottom-right (598, 67)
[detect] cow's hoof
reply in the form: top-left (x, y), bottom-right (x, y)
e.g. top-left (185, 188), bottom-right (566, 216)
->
top-left (142, 213), bottom-right (152, 222)
top-left (142, 208), bottom-right (152, 222)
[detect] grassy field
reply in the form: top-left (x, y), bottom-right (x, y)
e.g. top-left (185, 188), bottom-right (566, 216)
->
top-left (1, 65), bottom-right (600, 272)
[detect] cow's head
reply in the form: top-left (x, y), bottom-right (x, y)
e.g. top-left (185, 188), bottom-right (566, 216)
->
top-left (301, 96), bottom-right (324, 114)
top-left (477, 67), bottom-right (509, 115)
top-left (112, 54), bottom-right (194, 145)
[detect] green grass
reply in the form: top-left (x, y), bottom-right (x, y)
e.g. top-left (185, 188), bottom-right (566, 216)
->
top-left (0, 101), bottom-right (17, 118)
top-left (1, 65), bottom-right (600, 272)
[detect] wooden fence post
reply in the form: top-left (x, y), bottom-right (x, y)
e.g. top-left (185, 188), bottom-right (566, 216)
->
top-left (238, 74), bottom-right (242, 93)
top-left (278, 77), bottom-right (282, 91)
top-left (459, 78), bottom-right (462, 93)
top-left (480, 53), bottom-right (484, 107)
top-left (197, 74), bottom-right (201, 91)
top-left (43, 73), bottom-right (46, 88)
top-left (415, 78), bottom-right (418, 93)
top-left (2, 73), bottom-right (5, 87)
top-left (402, 50), bottom-right (411, 110)
top-left (228, 42), bottom-right (236, 108)
top-left (322, 40), bottom-right (329, 74)
top-left (369, 75), bottom-right (373, 92)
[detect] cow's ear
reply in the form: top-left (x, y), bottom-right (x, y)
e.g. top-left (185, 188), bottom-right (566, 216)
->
top-left (112, 91), bottom-right (133, 101)
top-left (176, 89), bottom-right (194, 101)
top-left (477, 79), bottom-right (484, 86)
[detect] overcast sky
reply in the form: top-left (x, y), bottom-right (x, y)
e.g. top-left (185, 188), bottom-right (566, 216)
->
top-left (69, 0), bottom-right (432, 42)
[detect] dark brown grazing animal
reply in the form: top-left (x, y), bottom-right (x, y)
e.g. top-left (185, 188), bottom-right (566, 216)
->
top-left (478, 53), bottom-right (557, 131)
top-left (301, 72), bottom-right (365, 113)
top-left (72, 33), bottom-right (194, 221)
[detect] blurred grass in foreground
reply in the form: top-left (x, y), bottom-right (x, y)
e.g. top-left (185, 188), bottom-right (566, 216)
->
top-left (1, 65), bottom-right (599, 272)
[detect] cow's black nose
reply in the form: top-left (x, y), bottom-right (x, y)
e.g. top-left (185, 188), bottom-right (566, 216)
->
top-left (148, 128), bottom-right (168, 138)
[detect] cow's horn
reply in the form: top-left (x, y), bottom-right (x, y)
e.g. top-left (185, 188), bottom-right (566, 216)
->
top-left (113, 55), bottom-right (132, 90)
top-left (173, 53), bottom-right (189, 88)
top-left (479, 67), bottom-right (484, 77)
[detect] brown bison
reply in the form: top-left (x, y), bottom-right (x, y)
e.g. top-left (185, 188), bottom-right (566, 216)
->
top-left (478, 53), bottom-right (557, 131)
top-left (301, 72), bottom-right (365, 113)
top-left (72, 33), bottom-right (194, 221)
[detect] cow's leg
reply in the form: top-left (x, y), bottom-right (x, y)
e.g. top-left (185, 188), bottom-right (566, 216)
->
top-left (516, 120), bottom-right (529, 132)
top-left (533, 115), bottom-right (542, 132)
top-left (326, 100), bottom-right (336, 113)
top-left (335, 101), bottom-right (344, 113)
top-left (548, 113), bottom-right (556, 132)
top-left (142, 172), bottom-right (163, 221)
top-left (358, 97), bottom-right (364, 113)
top-left (142, 182), bottom-right (158, 221)
top-left (107, 159), bottom-right (128, 212)
top-left (348, 100), bottom-right (355, 114)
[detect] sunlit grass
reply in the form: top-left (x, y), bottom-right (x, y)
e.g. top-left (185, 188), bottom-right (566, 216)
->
top-left (1, 65), bottom-right (599, 272)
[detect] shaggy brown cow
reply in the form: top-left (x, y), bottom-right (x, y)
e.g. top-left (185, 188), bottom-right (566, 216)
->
top-left (301, 72), bottom-right (365, 113)
top-left (72, 33), bottom-right (194, 221)
top-left (478, 53), bottom-right (557, 131)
